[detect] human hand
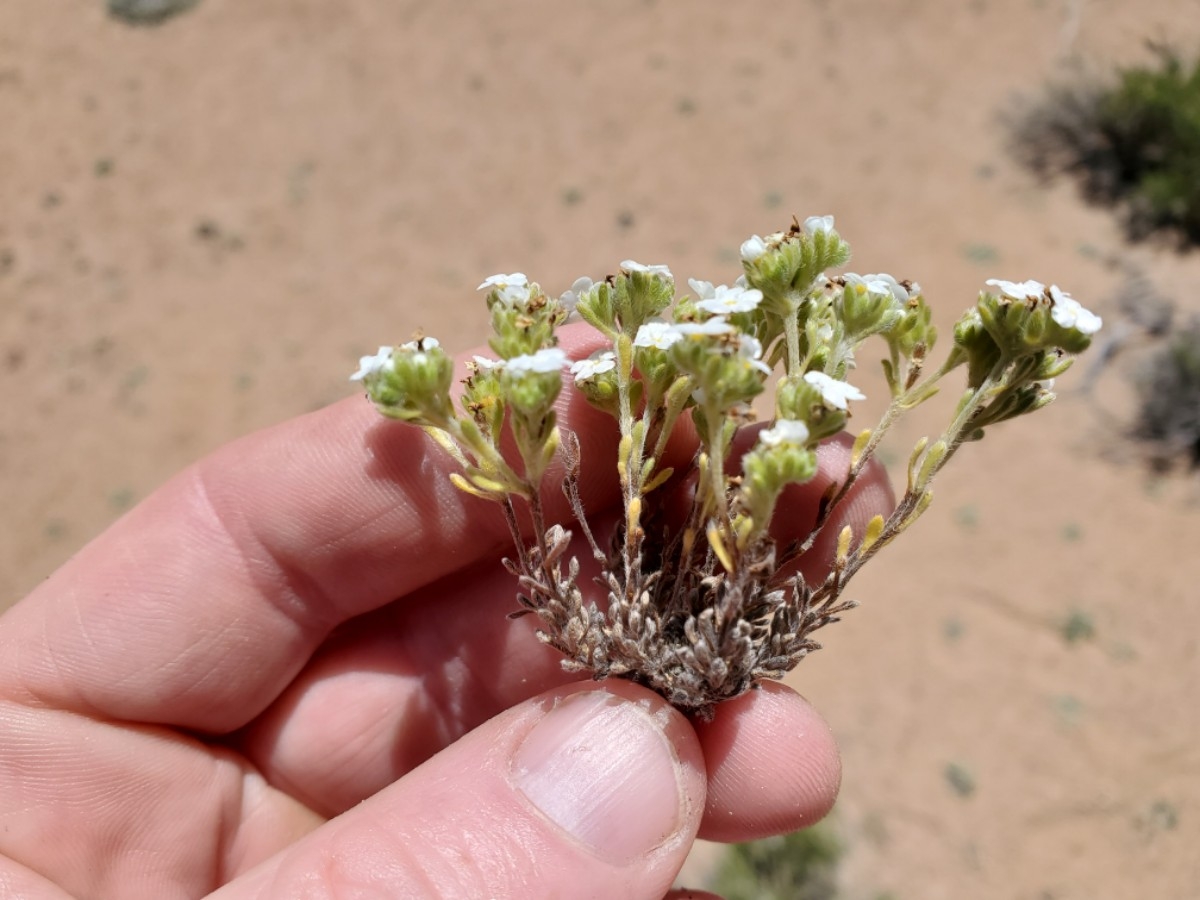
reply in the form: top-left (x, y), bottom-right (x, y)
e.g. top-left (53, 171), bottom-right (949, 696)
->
top-left (0, 325), bottom-right (892, 899)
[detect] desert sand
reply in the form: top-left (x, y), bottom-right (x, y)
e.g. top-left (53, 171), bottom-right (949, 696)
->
top-left (2, 1), bottom-right (1198, 897)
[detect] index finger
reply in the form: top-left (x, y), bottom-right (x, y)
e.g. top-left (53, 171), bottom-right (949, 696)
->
top-left (0, 325), bottom-right (620, 731)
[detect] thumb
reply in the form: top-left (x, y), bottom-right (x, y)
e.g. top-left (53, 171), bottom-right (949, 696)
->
top-left (215, 682), bottom-right (706, 899)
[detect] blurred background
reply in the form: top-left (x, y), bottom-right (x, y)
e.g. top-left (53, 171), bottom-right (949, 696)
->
top-left (2, 1), bottom-right (1198, 896)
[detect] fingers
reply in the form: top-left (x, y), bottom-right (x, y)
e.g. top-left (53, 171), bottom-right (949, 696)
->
top-left (0, 326), bottom-right (617, 731)
top-left (236, 589), bottom-right (844, 845)
top-left (215, 683), bottom-right (707, 900)
top-left (233, 436), bottom-right (892, 820)
top-left (691, 681), bottom-right (841, 842)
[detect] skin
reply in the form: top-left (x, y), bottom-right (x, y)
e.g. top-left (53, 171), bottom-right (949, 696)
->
top-left (0, 325), bottom-right (893, 899)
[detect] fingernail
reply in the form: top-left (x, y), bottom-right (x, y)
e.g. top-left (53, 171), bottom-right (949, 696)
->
top-left (511, 691), bottom-right (684, 861)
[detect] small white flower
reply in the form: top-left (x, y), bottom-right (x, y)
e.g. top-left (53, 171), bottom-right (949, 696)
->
top-left (399, 336), bottom-right (440, 354)
top-left (477, 273), bottom-right (528, 292)
top-left (569, 350), bottom-right (617, 383)
top-left (687, 278), bottom-right (716, 300)
top-left (741, 231), bottom-right (789, 262)
top-left (695, 284), bottom-right (764, 316)
top-left (734, 274), bottom-right (749, 289)
top-left (674, 317), bottom-right (736, 337)
top-left (559, 276), bottom-right (593, 313)
top-left (350, 346), bottom-right (393, 381)
top-left (477, 272), bottom-right (532, 306)
top-left (739, 334), bottom-right (773, 375)
top-left (803, 215), bottom-right (835, 235)
top-left (634, 321), bottom-right (683, 350)
top-left (845, 273), bottom-right (906, 304)
top-left (505, 347), bottom-right (569, 375)
top-left (759, 419), bottom-right (811, 447)
top-left (863, 273), bottom-right (911, 305)
top-left (985, 278), bottom-right (1046, 301)
top-left (740, 234), bottom-right (769, 262)
top-left (472, 355), bottom-right (503, 371)
top-left (621, 260), bottom-right (673, 279)
top-left (805, 371), bottom-right (866, 410)
top-left (1048, 285), bottom-right (1102, 335)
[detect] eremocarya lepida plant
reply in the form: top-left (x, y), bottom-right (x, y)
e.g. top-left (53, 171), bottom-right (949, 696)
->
top-left (352, 217), bottom-right (1100, 717)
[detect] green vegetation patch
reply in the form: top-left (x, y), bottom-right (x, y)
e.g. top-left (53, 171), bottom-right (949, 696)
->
top-left (108, 0), bottom-right (201, 26)
top-left (1131, 316), bottom-right (1200, 469)
top-left (1010, 45), bottom-right (1200, 247)
top-left (710, 826), bottom-right (842, 900)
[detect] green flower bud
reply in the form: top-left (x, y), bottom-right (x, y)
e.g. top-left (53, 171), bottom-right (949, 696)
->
top-left (951, 307), bottom-right (1003, 388)
top-left (462, 355), bottom-right (506, 438)
top-left (474, 275), bottom-right (568, 359)
top-left (574, 279), bottom-right (619, 335)
top-left (568, 350), bottom-right (623, 415)
top-left (885, 291), bottom-right (937, 359)
top-left (500, 348), bottom-right (567, 420)
top-left (614, 261), bottom-right (676, 335)
top-left (667, 318), bottom-right (770, 413)
top-left (739, 419), bottom-right (818, 527)
top-left (775, 374), bottom-right (843, 441)
top-left (488, 298), bottom-right (564, 360)
top-left (1044, 285), bottom-right (1101, 354)
top-left (352, 339), bottom-right (454, 425)
top-left (976, 290), bottom-right (1049, 357)
top-left (975, 280), bottom-right (1102, 359)
top-left (797, 302), bottom-right (841, 371)
top-left (1035, 349), bottom-right (1074, 381)
top-left (972, 380), bottom-right (1057, 431)
top-left (775, 369), bottom-right (866, 442)
top-left (740, 217), bottom-right (851, 316)
top-left (836, 274), bottom-right (905, 341)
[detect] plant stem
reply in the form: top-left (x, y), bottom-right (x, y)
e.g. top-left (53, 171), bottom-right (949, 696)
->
top-left (784, 313), bottom-right (802, 377)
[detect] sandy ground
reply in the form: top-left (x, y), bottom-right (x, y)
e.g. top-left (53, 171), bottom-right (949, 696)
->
top-left (3, 1), bottom-right (1199, 897)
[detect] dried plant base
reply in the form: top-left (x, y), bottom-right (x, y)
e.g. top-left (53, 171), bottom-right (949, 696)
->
top-left (508, 523), bottom-right (855, 719)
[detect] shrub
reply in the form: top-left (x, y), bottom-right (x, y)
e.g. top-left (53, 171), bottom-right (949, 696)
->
top-left (1010, 45), bottom-right (1200, 247)
top-left (709, 827), bottom-right (841, 900)
top-left (1131, 315), bottom-right (1200, 469)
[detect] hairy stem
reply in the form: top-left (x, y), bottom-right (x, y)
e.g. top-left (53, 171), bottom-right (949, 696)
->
top-left (790, 351), bottom-right (960, 560)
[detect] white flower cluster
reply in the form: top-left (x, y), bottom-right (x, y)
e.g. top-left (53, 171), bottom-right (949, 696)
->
top-left (505, 347), bottom-right (569, 375)
top-left (350, 337), bottom-right (443, 382)
top-left (985, 279), bottom-right (1102, 336)
top-left (688, 279), bottom-right (764, 315)
top-left (477, 272), bottom-right (532, 306)
top-left (805, 371), bottom-right (865, 410)
top-left (621, 260), bottom-right (673, 279)
top-left (1048, 285), bottom-right (1102, 335)
top-left (351, 346), bottom-right (393, 382)
top-left (843, 272), bottom-right (918, 305)
top-left (559, 276), bottom-right (594, 313)
top-left (740, 232), bottom-right (784, 263)
top-left (632, 321), bottom-right (681, 350)
top-left (570, 350), bottom-right (616, 383)
top-left (740, 214), bottom-right (836, 262)
top-left (632, 317), bottom-right (771, 375)
top-left (349, 217), bottom-right (1106, 717)
top-left (758, 418), bottom-right (811, 447)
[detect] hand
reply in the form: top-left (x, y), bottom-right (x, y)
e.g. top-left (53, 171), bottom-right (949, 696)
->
top-left (0, 326), bottom-right (892, 899)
